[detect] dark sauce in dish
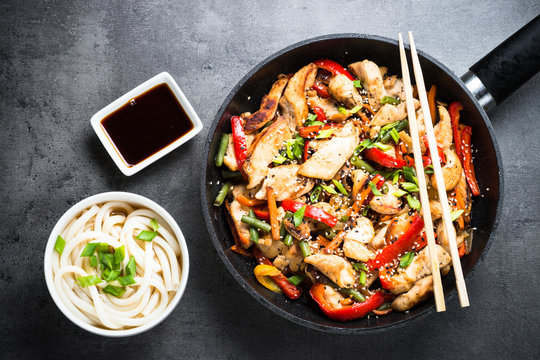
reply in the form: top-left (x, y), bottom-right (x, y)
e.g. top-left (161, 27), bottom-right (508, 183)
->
top-left (101, 83), bottom-right (194, 167)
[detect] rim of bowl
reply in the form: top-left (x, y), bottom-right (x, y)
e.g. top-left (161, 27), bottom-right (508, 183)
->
top-left (43, 191), bottom-right (190, 337)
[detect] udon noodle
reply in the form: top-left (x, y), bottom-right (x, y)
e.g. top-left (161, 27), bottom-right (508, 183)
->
top-left (52, 201), bottom-right (182, 330)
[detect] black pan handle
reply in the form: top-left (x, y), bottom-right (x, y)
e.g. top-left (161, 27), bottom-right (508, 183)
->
top-left (465, 14), bottom-right (540, 109)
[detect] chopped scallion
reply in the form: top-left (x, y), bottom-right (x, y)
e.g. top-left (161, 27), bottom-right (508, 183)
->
top-left (406, 194), bottom-right (421, 211)
top-left (136, 230), bottom-right (158, 242)
top-left (358, 270), bottom-right (367, 286)
top-left (401, 182), bottom-right (419, 193)
top-left (373, 142), bottom-right (393, 151)
top-left (352, 262), bottom-right (367, 272)
top-left (380, 96), bottom-right (401, 105)
top-left (273, 154), bottom-right (288, 165)
top-left (89, 255), bottom-right (98, 267)
top-left (306, 113), bottom-right (318, 122)
top-left (104, 269), bottom-right (121, 282)
top-left (320, 184), bottom-right (338, 195)
top-left (100, 253), bottom-right (115, 269)
top-left (353, 80), bottom-right (362, 88)
top-left (350, 105), bottom-right (362, 113)
top-left (399, 251), bottom-right (416, 268)
top-left (126, 256), bottom-right (137, 277)
top-left (97, 243), bottom-right (109, 253)
top-left (369, 182), bottom-right (382, 196)
top-left (310, 186), bottom-right (322, 203)
top-left (283, 233), bottom-right (293, 246)
top-left (316, 128), bottom-right (335, 139)
top-left (393, 189), bottom-right (408, 197)
top-left (76, 275), bottom-right (102, 288)
top-left (403, 166), bottom-right (418, 185)
top-left (114, 245), bottom-right (125, 264)
top-left (451, 209), bottom-right (465, 222)
top-left (293, 205), bottom-right (306, 227)
top-left (287, 274), bottom-right (305, 286)
top-left (390, 128), bottom-right (400, 144)
top-left (118, 275), bottom-right (136, 286)
top-left (80, 243), bottom-right (98, 257)
top-left (54, 235), bottom-right (65, 255)
top-left (102, 285), bottom-right (126, 298)
top-left (150, 218), bottom-right (159, 232)
top-left (338, 106), bottom-right (348, 114)
top-left (332, 179), bottom-right (349, 195)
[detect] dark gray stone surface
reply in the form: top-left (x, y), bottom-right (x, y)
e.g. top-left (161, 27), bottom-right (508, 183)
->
top-left (1, 1), bottom-right (539, 359)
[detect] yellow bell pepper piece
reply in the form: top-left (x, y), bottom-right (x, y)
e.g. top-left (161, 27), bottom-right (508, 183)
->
top-left (254, 264), bottom-right (282, 293)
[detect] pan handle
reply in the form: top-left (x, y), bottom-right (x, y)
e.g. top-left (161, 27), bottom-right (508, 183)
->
top-left (463, 14), bottom-right (540, 110)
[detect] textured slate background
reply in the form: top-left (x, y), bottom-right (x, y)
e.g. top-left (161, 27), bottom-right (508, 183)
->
top-left (1, 1), bottom-right (539, 359)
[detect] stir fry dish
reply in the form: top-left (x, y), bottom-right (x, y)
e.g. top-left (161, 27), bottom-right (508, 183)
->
top-left (213, 58), bottom-right (480, 321)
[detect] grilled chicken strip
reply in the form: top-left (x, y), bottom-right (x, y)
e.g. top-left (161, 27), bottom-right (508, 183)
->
top-left (255, 164), bottom-right (315, 201)
top-left (304, 254), bottom-right (356, 288)
top-left (279, 63), bottom-right (317, 130)
top-left (348, 60), bottom-right (386, 110)
top-left (343, 217), bottom-right (376, 262)
top-left (243, 117), bottom-right (292, 189)
top-left (307, 90), bottom-right (351, 122)
top-left (242, 74), bottom-right (291, 134)
top-left (392, 275), bottom-right (434, 311)
top-left (327, 73), bottom-right (364, 109)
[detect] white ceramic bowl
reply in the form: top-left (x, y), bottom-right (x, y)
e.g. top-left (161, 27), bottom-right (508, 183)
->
top-left (90, 72), bottom-right (203, 176)
top-left (43, 192), bottom-right (190, 337)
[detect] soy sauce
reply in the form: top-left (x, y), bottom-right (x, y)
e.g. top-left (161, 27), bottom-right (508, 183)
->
top-left (101, 83), bottom-right (194, 167)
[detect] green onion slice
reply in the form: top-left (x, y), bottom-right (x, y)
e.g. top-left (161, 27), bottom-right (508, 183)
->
top-left (118, 275), bottom-right (136, 286)
top-left (293, 205), bottom-right (306, 227)
top-left (80, 243), bottom-right (98, 257)
top-left (102, 285), bottom-right (126, 298)
top-left (350, 105), bottom-right (362, 113)
top-left (76, 275), bottom-right (102, 288)
top-left (353, 80), bottom-right (362, 88)
top-left (380, 96), bottom-right (401, 105)
top-left (369, 182), bottom-right (383, 196)
top-left (273, 154), bottom-right (288, 165)
top-left (401, 182), bottom-right (419, 193)
top-left (150, 218), bottom-right (159, 232)
top-left (352, 262), bottom-right (367, 272)
top-left (104, 269), bottom-right (121, 282)
top-left (54, 235), bottom-right (65, 255)
top-left (403, 166), bottom-right (418, 185)
top-left (114, 245), bottom-right (125, 264)
top-left (287, 274), bottom-right (305, 286)
top-left (90, 255), bottom-right (98, 267)
top-left (399, 251), bottom-right (416, 268)
top-left (332, 179), bottom-right (349, 195)
top-left (320, 184), bottom-right (338, 195)
top-left (306, 113), bottom-right (317, 122)
top-left (393, 189), bottom-right (408, 198)
top-left (310, 186), bottom-right (322, 203)
top-left (126, 256), bottom-right (137, 277)
top-left (451, 209), bottom-right (465, 221)
top-left (136, 230), bottom-right (157, 242)
top-left (373, 142), bottom-right (393, 151)
top-left (97, 243), bottom-right (110, 253)
top-left (338, 106), bottom-right (348, 114)
top-left (406, 194), bottom-right (421, 211)
top-left (390, 128), bottom-right (400, 144)
top-left (316, 129), bottom-right (335, 139)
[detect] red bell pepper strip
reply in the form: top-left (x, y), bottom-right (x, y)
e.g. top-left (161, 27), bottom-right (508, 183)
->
top-left (231, 116), bottom-right (248, 170)
top-left (313, 81), bottom-right (330, 98)
top-left (303, 140), bottom-right (310, 162)
top-left (367, 213), bottom-right (425, 271)
top-left (449, 102), bottom-right (464, 160)
top-left (364, 148), bottom-right (407, 168)
top-left (310, 283), bottom-right (386, 321)
top-left (460, 126), bottom-right (481, 196)
top-left (313, 59), bottom-right (354, 81)
top-left (312, 106), bottom-right (327, 122)
top-left (253, 207), bottom-right (270, 221)
top-left (298, 123), bottom-right (340, 138)
top-left (281, 199), bottom-right (338, 227)
top-left (253, 247), bottom-right (301, 299)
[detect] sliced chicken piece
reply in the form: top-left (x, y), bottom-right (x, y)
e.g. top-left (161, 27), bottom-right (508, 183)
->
top-left (371, 224), bottom-right (389, 250)
top-left (279, 63), bottom-right (317, 130)
top-left (392, 275), bottom-right (433, 311)
top-left (431, 148), bottom-right (462, 191)
top-left (307, 90), bottom-right (350, 122)
top-left (435, 219), bottom-right (457, 253)
top-left (343, 217), bottom-right (376, 262)
top-left (434, 105), bottom-right (453, 150)
top-left (370, 181), bottom-right (402, 215)
top-left (232, 183), bottom-right (260, 201)
top-left (389, 245), bottom-right (451, 294)
top-left (228, 200), bottom-right (252, 248)
top-left (254, 164), bottom-right (315, 201)
top-left (348, 60), bottom-right (386, 110)
top-left (327, 73), bottom-right (363, 109)
top-left (383, 75), bottom-right (406, 101)
top-left (385, 214), bottom-right (412, 243)
top-left (429, 199), bottom-right (443, 221)
top-left (242, 74), bottom-right (291, 134)
top-left (369, 100), bottom-right (420, 138)
top-left (304, 254), bottom-right (356, 288)
top-left (351, 169), bottom-right (369, 199)
top-left (223, 133), bottom-right (255, 171)
top-left (256, 237), bottom-right (286, 259)
top-left (273, 242), bottom-right (304, 273)
top-left (298, 123), bottom-right (359, 180)
top-left (243, 117), bottom-right (292, 189)
top-left (320, 284), bottom-right (347, 309)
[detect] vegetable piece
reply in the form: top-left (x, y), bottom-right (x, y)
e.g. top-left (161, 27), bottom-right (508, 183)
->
top-left (221, 169), bottom-right (242, 179)
top-left (293, 205), bottom-right (307, 227)
top-left (316, 128), bottom-right (335, 139)
top-left (390, 128), bottom-right (400, 144)
top-left (281, 199), bottom-right (338, 228)
top-left (253, 207), bottom-right (270, 220)
top-left (114, 245), bottom-right (125, 264)
top-left (213, 181), bottom-right (231, 207)
top-left (401, 182), bottom-right (419, 193)
top-left (125, 255), bottom-right (137, 277)
top-left (266, 187), bottom-right (280, 241)
top-left (352, 80), bottom-right (362, 88)
top-left (102, 285), bottom-right (126, 298)
top-left (299, 240), bottom-right (311, 257)
top-left (369, 182), bottom-right (382, 196)
top-left (366, 214), bottom-right (425, 271)
top-left (100, 253), bottom-right (115, 269)
top-left (118, 275), bottom-right (136, 286)
top-left (351, 174), bottom-right (385, 214)
top-left (379, 120), bottom-right (409, 143)
top-left (298, 124), bottom-right (340, 138)
top-left (241, 215), bottom-right (272, 232)
top-left (252, 248), bottom-right (301, 299)
top-left (312, 106), bottom-right (327, 122)
top-left (150, 218), bottom-right (159, 232)
top-left (214, 133), bottom-right (230, 167)
top-left (231, 116), bottom-right (248, 170)
top-left (76, 275), bottom-right (102, 288)
top-left (80, 242), bottom-right (98, 257)
top-left (283, 233), bottom-right (293, 246)
top-left (332, 179), bottom-right (349, 195)
top-left (303, 140), bottom-right (311, 162)
top-left (399, 251), bottom-right (415, 268)
top-left (235, 195), bottom-right (266, 207)
top-left (364, 148), bottom-right (406, 168)
top-left (287, 274), bottom-right (305, 286)
top-left (313, 81), bottom-right (330, 98)
top-left (380, 96), bottom-right (401, 105)
top-left (393, 189), bottom-right (408, 197)
top-left (313, 59), bottom-right (354, 80)
top-left (350, 105), bottom-right (362, 114)
top-left (451, 209), bottom-right (465, 222)
top-left (373, 142), bottom-right (393, 151)
top-left (310, 283), bottom-right (387, 321)
top-left (54, 235), bottom-right (65, 255)
top-left (358, 270), bottom-right (367, 286)
top-left (310, 186), bottom-right (322, 203)
top-left (320, 184), bottom-right (338, 195)
top-left (97, 243), bottom-right (109, 253)
top-left (341, 288), bottom-right (366, 302)
top-left (248, 210), bottom-right (259, 243)
top-left (461, 126), bottom-right (481, 196)
top-left (350, 156), bottom-right (375, 173)
top-left (428, 85), bottom-right (437, 122)
top-left (89, 255), bottom-right (98, 267)
top-left (136, 230), bottom-right (157, 242)
top-left (449, 102), bottom-right (464, 160)
top-left (103, 269), bottom-right (120, 282)
top-left (403, 166), bottom-right (418, 185)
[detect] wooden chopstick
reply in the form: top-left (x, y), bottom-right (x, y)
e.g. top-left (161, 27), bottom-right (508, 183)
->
top-left (398, 33), bottom-right (446, 312)
top-left (407, 31), bottom-right (470, 307)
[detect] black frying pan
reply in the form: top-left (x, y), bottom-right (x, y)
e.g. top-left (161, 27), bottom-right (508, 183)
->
top-left (201, 15), bottom-right (540, 333)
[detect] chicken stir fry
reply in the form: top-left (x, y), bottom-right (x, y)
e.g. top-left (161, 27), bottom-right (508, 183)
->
top-left (213, 58), bottom-right (480, 321)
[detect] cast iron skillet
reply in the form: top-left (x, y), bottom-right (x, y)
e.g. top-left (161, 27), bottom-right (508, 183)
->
top-left (201, 16), bottom-right (540, 333)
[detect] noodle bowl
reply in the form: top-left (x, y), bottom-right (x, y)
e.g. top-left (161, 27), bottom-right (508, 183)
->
top-left (44, 192), bottom-right (189, 337)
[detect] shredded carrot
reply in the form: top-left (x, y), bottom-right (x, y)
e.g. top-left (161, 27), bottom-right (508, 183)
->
top-left (363, 103), bottom-right (375, 115)
top-left (267, 187), bottom-right (280, 241)
top-left (340, 298), bottom-right (354, 306)
top-left (324, 231), bottom-right (347, 252)
top-left (236, 194), bottom-right (266, 207)
top-left (316, 235), bottom-right (331, 247)
top-left (231, 245), bottom-right (252, 257)
top-left (428, 85), bottom-right (437, 124)
top-left (351, 186), bottom-right (372, 214)
top-left (454, 191), bottom-right (466, 230)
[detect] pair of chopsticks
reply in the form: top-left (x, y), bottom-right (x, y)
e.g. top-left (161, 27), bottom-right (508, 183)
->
top-left (398, 32), bottom-right (469, 311)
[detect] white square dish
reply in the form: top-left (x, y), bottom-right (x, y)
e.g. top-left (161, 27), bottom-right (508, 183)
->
top-left (90, 72), bottom-right (203, 176)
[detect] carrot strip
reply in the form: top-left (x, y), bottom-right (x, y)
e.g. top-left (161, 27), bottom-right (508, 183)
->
top-left (316, 235), bottom-right (331, 247)
top-left (428, 85), bottom-right (437, 123)
top-left (236, 194), bottom-right (266, 207)
top-left (267, 187), bottom-right (280, 241)
top-left (324, 230), bottom-right (347, 252)
top-left (231, 245), bottom-right (253, 257)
